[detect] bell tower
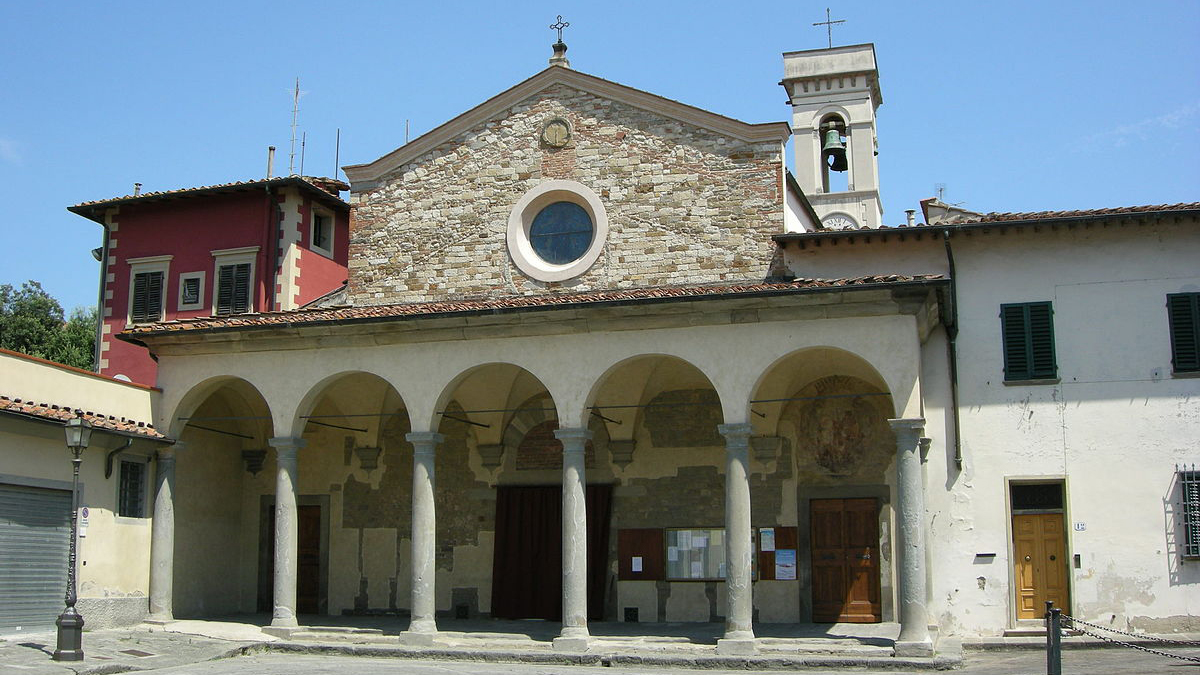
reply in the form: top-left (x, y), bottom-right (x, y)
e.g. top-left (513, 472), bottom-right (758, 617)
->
top-left (782, 44), bottom-right (883, 230)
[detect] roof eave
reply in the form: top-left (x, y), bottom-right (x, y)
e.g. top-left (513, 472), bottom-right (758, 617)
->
top-left (119, 278), bottom-right (949, 344)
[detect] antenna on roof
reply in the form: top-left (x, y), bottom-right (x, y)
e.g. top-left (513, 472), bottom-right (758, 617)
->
top-left (334, 128), bottom-right (340, 179)
top-left (288, 78), bottom-right (300, 175)
top-left (935, 183), bottom-right (947, 201)
top-left (300, 131), bottom-right (307, 176)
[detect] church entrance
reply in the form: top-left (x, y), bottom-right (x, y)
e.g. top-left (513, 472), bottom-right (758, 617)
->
top-left (491, 484), bottom-right (612, 620)
top-left (258, 500), bottom-right (325, 615)
top-left (810, 498), bottom-right (881, 623)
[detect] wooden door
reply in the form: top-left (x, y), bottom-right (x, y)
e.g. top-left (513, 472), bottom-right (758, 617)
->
top-left (258, 503), bottom-right (323, 615)
top-left (811, 498), bottom-right (881, 623)
top-left (1013, 513), bottom-right (1069, 619)
top-left (297, 505), bottom-right (321, 614)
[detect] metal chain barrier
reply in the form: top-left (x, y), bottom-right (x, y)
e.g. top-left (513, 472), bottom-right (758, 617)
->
top-left (1060, 613), bottom-right (1200, 664)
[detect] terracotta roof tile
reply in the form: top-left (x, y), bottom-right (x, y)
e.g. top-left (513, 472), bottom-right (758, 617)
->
top-left (121, 275), bottom-right (944, 336)
top-left (69, 176), bottom-right (349, 211)
top-left (0, 396), bottom-right (168, 440)
top-left (966, 202), bottom-right (1200, 224)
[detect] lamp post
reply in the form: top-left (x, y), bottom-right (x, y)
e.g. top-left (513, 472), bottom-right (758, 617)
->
top-left (53, 412), bottom-right (92, 661)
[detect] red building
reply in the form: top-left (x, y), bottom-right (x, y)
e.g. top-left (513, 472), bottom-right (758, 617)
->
top-left (69, 176), bottom-right (350, 385)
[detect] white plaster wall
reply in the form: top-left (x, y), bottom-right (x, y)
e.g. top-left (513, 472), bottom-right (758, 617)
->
top-left (0, 350), bottom-right (158, 422)
top-left (0, 429), bottom-right (152, 605)
top-left (926, 220), bottom-right (1200, 635)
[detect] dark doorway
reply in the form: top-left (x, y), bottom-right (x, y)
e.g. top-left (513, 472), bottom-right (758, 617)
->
top-left (258, 501), bottom-right (325, 615)
top-left (810, 497), bottom-right (882, 623)
top-left (491, 484), bottom-right (612, 620)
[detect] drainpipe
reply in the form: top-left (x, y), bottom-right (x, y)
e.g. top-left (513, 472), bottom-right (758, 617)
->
top-left (91, 219), bottom-right (111, 373)
top-left (942, 229), bottom-right (963, 470)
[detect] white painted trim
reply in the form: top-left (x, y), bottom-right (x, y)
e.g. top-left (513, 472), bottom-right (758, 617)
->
top-left (506, 180), bottom-right (609, 282)
top-left (177, 271), bottom-right (205, 311)
top-left (310, 206), bottom-right (335, 259)
top-left (210, 245), bottom-right (260, 258)
top-left (126, 257), bottom-right (171, 324)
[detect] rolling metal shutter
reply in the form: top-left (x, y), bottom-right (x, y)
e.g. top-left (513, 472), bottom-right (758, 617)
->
top-left (0, 483), bottom-right (71, 633)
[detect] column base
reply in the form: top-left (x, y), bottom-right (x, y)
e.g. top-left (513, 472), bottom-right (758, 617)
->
top-left (715, 637), bottom-right (757, 655)
top-left (262, 625), bottom-right (304, 639)
top-left (552, 635), bottom-right (591, 652)
top-left (144, 614), bottom-right (173, 626)
top-left (398, 631), bottom-right (437, 647)
top-left (894, 639), bottom-right (934, 657)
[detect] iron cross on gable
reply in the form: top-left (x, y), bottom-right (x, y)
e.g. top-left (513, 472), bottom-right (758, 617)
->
top-left (550, 15), bottom-right (570, 43)
top-left (812, 8), bottom-right (846, 49)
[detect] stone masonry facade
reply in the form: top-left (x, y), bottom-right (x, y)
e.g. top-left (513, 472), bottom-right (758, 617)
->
top-left (348, 83), bottom-right (784, 305)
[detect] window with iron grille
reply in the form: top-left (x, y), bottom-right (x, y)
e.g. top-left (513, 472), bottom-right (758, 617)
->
top-left (1000, 302), bottom-right (1057, 381)
top-left (1181, 466), bottom-right (1200, 558)
top-left (118, 459), bottom-right (146, 518)
top-left (1168, 293), bottom-right (1200, 374)
top-left (215, 262), bottom-right (252, 316)
top-left (130, 271), bottom-right (164, 324)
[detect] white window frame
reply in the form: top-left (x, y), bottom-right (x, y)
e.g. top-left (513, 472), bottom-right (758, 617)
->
top-left (126, 254), bottom-right (172, 324)
top-left (506, 180), bottom-right (609, 282)
top-left (211, 246), bottom-right (259, 315)
top-left (177, 271), bottom-right (206, 311)
top-left (310, 207), bottom-right (335, 258)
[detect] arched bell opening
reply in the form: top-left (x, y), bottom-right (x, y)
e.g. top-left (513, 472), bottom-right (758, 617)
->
top-left (169, 376), bottom-right (274, 619)
top-left (750, 346), bottom-right (897, 625)
top-left (819, 113), bottom-right (849, 194)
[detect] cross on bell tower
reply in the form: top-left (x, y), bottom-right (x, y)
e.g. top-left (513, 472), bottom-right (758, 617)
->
top-left (812, 8), bottom-right (846, 49)
top-left (548, 15), bottom-right (571, 68)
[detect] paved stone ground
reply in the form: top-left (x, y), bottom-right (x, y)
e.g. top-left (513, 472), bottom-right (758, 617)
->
top-left (3, 619), bottom-right (1198, 674)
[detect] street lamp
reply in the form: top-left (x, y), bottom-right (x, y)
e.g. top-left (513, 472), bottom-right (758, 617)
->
top-left (53, 412), bottom-right (92, 661)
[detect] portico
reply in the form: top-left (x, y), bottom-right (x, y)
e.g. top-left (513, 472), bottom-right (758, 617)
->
top-left (134, 279), bottom-right (943, 652)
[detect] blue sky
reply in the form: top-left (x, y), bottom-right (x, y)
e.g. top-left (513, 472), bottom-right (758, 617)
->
top-left (2, 1), bottom-right (1197, 313)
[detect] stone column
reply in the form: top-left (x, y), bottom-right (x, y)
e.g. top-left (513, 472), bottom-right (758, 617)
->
top-left (148, 443), bottom-right (179, 622)
top-left (269, 436), bottom-right (306, 628)
top-left (553, 428), bottom-right (591, 651)
top-left (403, 431), bottom-right (443, 642)
top-left (716, 423), bottom-right (756, 655)
top-left (889, 418), bottom-right (933, 656)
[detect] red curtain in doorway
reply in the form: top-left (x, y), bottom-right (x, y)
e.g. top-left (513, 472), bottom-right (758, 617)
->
top-left (491, 484), bottom-right (612, 621)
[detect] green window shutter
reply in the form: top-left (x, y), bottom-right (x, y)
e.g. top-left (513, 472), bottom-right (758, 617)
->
top-left (1001, 301), bottom-right (1056, 381)
top-left (1168, 293), bottom-right (1200, 373)
top-left (216, 265), bottom-right (235, 315)
top-left (130, 271), bottom-right (163, 323)
top-left (232, 263), bottom-right (251, 313)
top-left (216, 263), bottom-right (252, 316)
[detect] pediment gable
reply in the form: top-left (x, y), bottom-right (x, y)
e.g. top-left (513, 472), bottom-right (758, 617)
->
top-left (343, 67), bottom-right (790, 186)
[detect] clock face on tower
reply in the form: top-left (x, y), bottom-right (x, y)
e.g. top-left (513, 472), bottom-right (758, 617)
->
top-left (822, 213), bottom-right (858, 230)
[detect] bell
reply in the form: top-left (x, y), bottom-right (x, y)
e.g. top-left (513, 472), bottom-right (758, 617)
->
top-left (822, 128), bottom-right (848, 172)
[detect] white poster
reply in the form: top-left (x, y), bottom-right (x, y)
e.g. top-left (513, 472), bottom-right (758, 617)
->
top-left (631, 556), bottom-right (643, 572)
top-left (690, 561), bottom-right (704, 578)
top-left (759, 527), bottom-right (775, 552)
top-left (667, 546), bottom-right (679, 562)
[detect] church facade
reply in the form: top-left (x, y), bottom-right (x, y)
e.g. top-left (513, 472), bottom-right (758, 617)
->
top-left (105, 40), bottom-right (1199, 652)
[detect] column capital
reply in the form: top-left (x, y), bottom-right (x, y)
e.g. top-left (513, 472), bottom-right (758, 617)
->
top-left (718, 423), bottom-right (753, 445)
top-left (554, 427), bottom-right (592, 444)
top-left (268, 436), bottom-right (308, 451)
top-left (157, 444), bottom-right (179, 462)
top-left (887, 418), bottom-right (926, 433)
top-left (405, 432), bottom-right (444, 454)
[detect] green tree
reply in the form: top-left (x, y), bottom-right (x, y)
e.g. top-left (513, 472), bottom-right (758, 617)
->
top-left (0, 281), bottom-right (96, 370)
